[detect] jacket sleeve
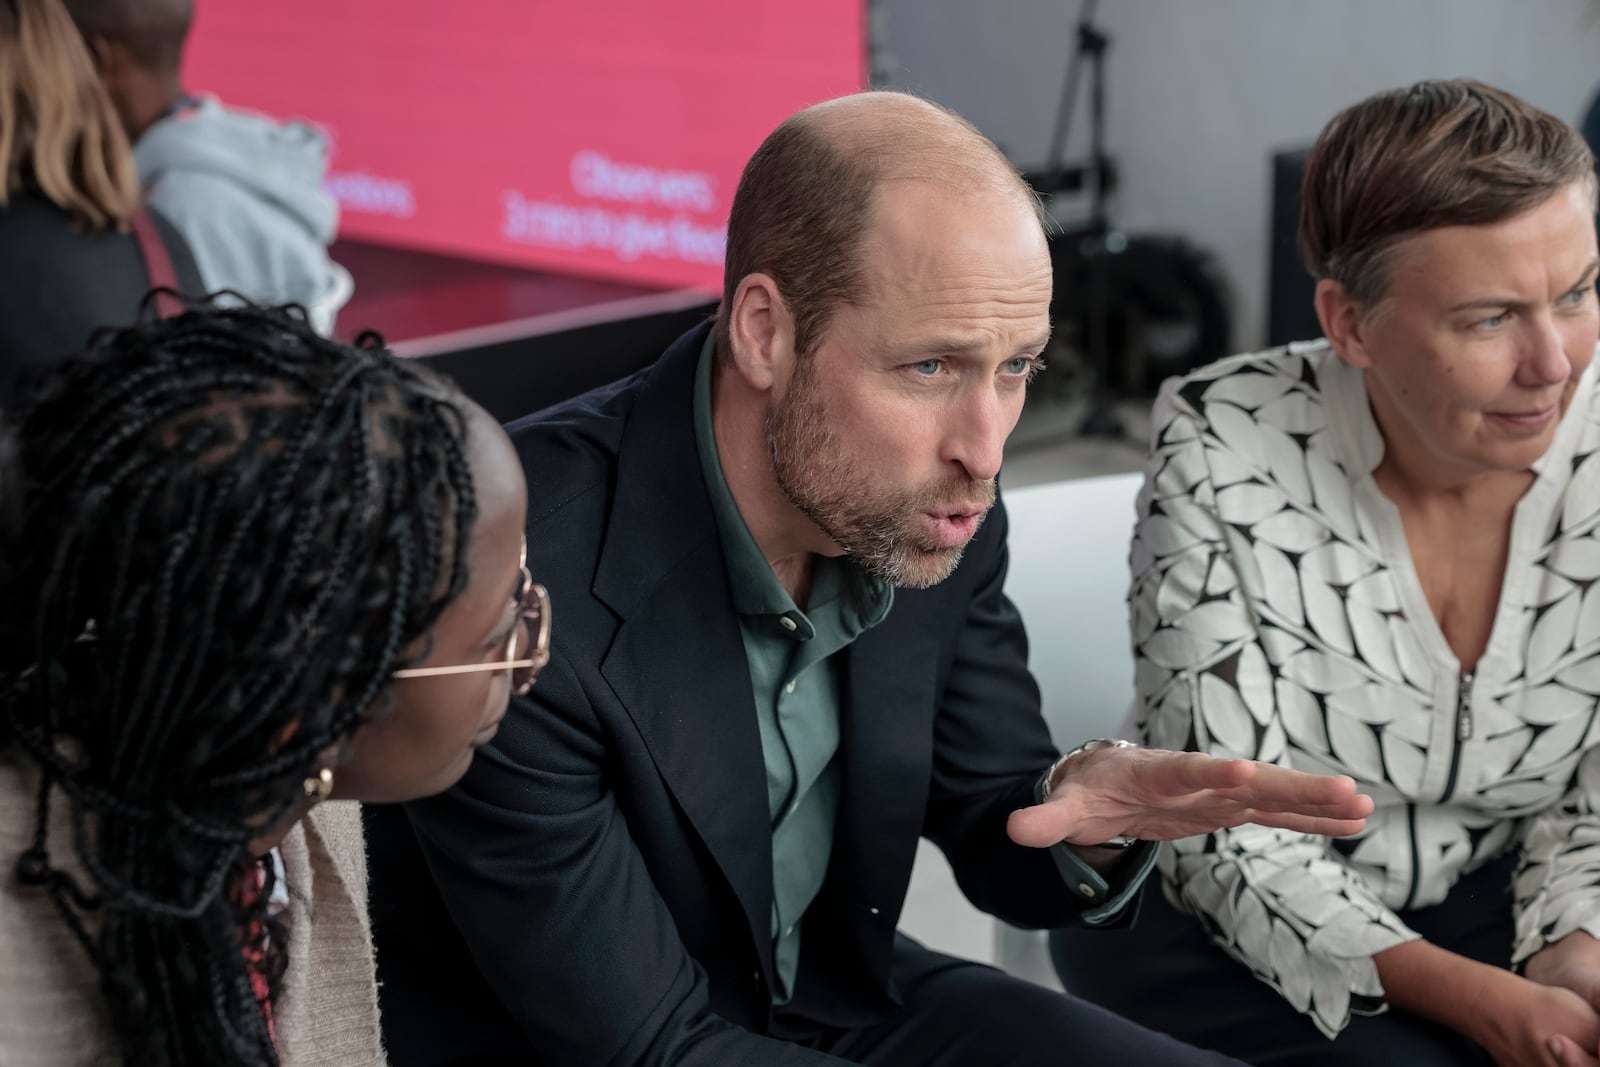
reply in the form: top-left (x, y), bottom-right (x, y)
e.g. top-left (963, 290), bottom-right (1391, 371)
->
top-left (920, 498), bottom-right (1156, 930)
top-left (1514, 746), bottom-right (1600, 965)
top-left (398, 646), bottom-right (854, 1067)
top-left (1137, 391), bottom-right (1417, 1038)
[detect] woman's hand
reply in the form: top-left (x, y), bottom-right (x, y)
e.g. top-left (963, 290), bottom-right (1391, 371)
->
top-left (1529, 933), bottom-right (1600, 1011)
top-left (1472, 971), bottom-right (1600, 1067)
top-left (1378, 939), bottom-right (1600, 1067)
top-left (1528, 933), bottom-right (1600, 1066)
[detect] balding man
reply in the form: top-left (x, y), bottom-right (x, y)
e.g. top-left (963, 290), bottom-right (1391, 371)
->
top-left (364, 93), bottom-right (1372, 1066)
top-left (63, 0), bottom-right (348, 331)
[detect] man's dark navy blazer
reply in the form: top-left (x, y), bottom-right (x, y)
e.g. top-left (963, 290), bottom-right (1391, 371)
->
top-left (366, 321), bottom-right (1119, 1065)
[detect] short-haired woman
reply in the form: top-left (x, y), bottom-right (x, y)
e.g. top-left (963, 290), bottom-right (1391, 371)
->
top-left (1053, 80), bottom-right (1600, 1067)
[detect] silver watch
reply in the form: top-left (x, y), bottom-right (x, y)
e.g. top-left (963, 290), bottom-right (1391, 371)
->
top-left (1038, 738), bottom-right (1141, 849)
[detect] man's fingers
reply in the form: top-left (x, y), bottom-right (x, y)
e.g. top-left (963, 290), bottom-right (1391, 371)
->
top-left (1230, 762), bottom-right (1360, 804)
top-left (1241, 809), bottom-right (1369, 838)
top-left (1007, 802), bottom-right (1368, 846)
top-left (1203, 767), bottom-right (1363, 809)
top-left (1011, 750), bottom-right (1373, 848)
top-left (1214, 785), bottom-right (1374, 820)
top-left (1147, 751), bottom-right (1257, 794)
top-left (1145, 752), bottom-right (1358, 801)
top-left (1148, 754), bottom-right (1365, 814)
top-left (1006, 801), bottom-right (1077, 849)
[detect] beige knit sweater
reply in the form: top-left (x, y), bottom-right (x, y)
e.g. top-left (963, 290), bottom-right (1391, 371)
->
top-left (0, 754), bottom-right (386, 1066)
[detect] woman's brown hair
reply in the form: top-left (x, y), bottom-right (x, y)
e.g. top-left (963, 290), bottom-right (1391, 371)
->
top-left (0, 0), bottom-right (139, 232)
top-left (1300, 79), bottom-right (1596, 311)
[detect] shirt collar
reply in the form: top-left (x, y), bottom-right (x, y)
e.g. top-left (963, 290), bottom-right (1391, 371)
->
top-left (690, 334), bottom-right (893, 633)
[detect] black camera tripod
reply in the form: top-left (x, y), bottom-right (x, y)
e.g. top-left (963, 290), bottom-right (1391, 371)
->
top-left (1026, 0), bottom-right (1232, 438)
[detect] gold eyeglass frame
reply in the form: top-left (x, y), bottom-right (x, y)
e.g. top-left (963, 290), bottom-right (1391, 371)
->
top-left (391, 538), bottom-right (550, 697)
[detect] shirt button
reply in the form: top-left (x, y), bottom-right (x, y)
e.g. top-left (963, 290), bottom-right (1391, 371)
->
top-left (752, 969), bottom-right (762, 984)
top-left (780, 617), bottom-right (798, 632)
top-left (869, 906), bottom-right (880, 915)
top-left (1077, 883), bottom-right (1096, 898)
top-left (785, 680), bottom-right (796, 694)
top-left (784, 925), bottom-right (794, 937)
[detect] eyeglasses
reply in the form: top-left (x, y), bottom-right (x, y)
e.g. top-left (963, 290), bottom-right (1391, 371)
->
top-left (392, 539), bottom-right (551, 697)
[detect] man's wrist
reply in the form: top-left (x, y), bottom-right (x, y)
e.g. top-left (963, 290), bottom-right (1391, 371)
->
top-left (1039, 739), bottom-right (1140, 849)
top-left (1067, 841), bottom-right (1134, 873)
top-left (1039, 751), bottom-right (1076, 800)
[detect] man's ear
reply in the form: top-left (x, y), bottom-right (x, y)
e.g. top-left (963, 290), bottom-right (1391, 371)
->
top-left (83, 33), bottom-right (116, 72)
top-left (725, 272), bottom-right (796, 392)
top-left (1314, 278), bottom-right (1377, 369)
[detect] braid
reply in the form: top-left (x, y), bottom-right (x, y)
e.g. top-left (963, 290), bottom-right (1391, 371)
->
top-left (0, 301), bottom-right (480, 1066)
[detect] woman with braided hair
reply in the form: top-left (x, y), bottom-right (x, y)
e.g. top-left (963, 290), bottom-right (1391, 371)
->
top-left (0, 301), bottom-right (548, 1065)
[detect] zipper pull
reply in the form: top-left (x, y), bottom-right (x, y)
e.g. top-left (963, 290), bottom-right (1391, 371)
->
top-left (1456, 671), bottom-right (1474, 743)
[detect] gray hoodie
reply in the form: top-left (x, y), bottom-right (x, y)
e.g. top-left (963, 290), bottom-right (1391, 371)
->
top-left (136, 96), bottom-right (349, 331)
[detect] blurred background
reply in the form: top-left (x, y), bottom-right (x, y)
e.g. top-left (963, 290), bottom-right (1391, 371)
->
top-left (180, 0), bottom-right (1600, 487)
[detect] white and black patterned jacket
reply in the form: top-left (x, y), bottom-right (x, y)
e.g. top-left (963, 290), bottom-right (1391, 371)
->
top-left (1135, 339), bottom-right (1600, 1037)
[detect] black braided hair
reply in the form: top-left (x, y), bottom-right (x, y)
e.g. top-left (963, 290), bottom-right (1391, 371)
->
top-left (0, 300), bottom-right (479, 1066)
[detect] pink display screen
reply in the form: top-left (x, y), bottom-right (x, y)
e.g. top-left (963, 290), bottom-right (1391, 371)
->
top-left (183, 1), bottom-right (865, 291)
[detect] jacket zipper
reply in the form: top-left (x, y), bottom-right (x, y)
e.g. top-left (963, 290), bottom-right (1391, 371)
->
top-left (1440, 670), bottom-right (1473, 803)
top-left (1401, 805), bottom-right (1422, 911)
top-left (1408, 671), bottom-right (1473, 909)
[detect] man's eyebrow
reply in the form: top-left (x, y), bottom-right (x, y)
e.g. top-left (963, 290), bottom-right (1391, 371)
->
top-left (1446, 296), bottom-right (1527, 313)
top-left (881, 336), bottom-right (980, 359)
top-left (1019, 330), bottom-right (1051, 353)
top-left (881, 332), bottom-right (1052, 359)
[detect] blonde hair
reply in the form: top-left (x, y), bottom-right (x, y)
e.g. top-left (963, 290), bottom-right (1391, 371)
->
top-left (0, 0), bottom-right (139, 232)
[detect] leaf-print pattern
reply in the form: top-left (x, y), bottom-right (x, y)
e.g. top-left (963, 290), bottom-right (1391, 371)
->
top-left (1132, 342), bottom-right (1600, 1038)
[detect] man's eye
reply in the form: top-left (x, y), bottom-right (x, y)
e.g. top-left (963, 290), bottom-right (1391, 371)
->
top-left (911, 359), bottom-right (943, 376)
top-left (1004, 357), bottom-right (1045, 382)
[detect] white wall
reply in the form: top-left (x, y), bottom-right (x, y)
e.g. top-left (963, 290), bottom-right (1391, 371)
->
top-left (876, 0), bottom-right (1600, 351)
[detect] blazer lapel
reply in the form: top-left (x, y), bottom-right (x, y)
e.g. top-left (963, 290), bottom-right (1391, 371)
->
top-left (593, 322), bottom-right (775, 978)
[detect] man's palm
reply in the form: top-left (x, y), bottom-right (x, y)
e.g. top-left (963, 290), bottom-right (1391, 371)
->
top-left (1007, 748), bottom-right (1372, 849)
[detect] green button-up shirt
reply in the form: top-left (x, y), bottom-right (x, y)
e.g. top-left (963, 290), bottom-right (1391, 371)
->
top-left (693, 336), bottom-right (893, 1005)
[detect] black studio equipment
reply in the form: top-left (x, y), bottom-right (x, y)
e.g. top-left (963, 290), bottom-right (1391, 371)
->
top-left (1266, 148), bottom-right (1320, 348)
top-left (1026, 0), bottom-right (1232, 437)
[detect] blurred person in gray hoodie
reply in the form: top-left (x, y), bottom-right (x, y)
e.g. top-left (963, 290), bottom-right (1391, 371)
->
top-left (64, 0), bottom-right (351, 333)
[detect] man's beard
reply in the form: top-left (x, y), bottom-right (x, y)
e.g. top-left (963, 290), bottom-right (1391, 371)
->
top-left (765, 363), bottom-right (995, 590)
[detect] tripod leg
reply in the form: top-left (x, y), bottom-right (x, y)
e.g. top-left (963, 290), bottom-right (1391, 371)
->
top-left (1078, 244), bottom-right (1125, 438)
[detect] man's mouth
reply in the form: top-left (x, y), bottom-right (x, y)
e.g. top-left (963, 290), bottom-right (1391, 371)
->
top-left (918, 506), bottom-right (986, 548)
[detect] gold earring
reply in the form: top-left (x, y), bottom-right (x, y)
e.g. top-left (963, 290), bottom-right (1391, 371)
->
top-left (302, 767), bottom-right (334, 804)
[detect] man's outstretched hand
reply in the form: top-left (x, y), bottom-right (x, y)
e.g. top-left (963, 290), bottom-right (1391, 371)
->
top-left (1006, 747), bottom-right (1372, 849)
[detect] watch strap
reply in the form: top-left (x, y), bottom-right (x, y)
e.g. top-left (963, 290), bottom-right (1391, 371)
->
top-left (1039, 738), bottom-right (1141, 849)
